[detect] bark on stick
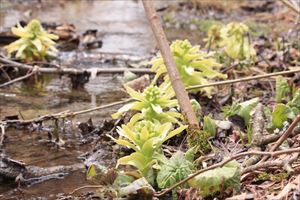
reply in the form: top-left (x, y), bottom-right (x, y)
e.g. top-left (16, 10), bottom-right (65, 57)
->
top-left (142, 0), bottom-right (200, 129)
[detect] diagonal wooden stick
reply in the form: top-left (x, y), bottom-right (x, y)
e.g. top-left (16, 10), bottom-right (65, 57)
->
top-left (280, 0), bottom-right (300, 14)
top-left (142, 0), bottom-right (199, 129)
top-left (3, 98), bottom-right (133, 125)
top-left (260, 115), bottom-right (300, 162)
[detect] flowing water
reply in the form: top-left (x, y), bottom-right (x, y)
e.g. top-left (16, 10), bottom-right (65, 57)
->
top-left (0, 0), bottom-right (157, 198)
top-left (0, 0), bottom-right (201, 198)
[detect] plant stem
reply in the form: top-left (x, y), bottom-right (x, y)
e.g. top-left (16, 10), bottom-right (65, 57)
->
top-left (186, 68), bottom-right (300, 91)
top-left (142, 0), bottom-right (200, 129)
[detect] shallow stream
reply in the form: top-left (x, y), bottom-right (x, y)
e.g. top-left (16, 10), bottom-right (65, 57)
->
top-left (0, 0), bottom-right (160, 199)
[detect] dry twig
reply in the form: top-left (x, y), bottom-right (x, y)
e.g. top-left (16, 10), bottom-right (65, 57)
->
top-left (0, 56), bottom-right (152, 75)
top-left (186, 68), bottom-right (300, 91)
top-left (269, 174), bottom-right (300, 199)
top-left (260, 115), bottom-right (300, 162)
top-left (142, 0), bottom-right (199, 129)
top-left (242, 151), bottom-right (299, 174)
top-left (3, 99), bottom-right (133, 125)
top-left (280, 0), bottom-right (300, 15)
top-left (242, 103), bottom-right (265, 167)
top-left (0, 65), bottom-right (38, 88)
top-left (0, 122), bottom-right (5, 146)
top-left (70, 185), bottom-right (102, 195)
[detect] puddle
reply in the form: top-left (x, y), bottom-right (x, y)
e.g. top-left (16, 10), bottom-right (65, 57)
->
top-left (1, 170), bottom-right (87, 200)
top-left (0, 127), bottom-right (88, 197)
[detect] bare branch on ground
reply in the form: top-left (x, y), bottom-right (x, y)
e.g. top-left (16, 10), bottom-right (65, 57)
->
top-left (2, 99), bottom-right (133, 126)
top-left (186, 68), bottom-right (300, 91)
top-left (0, 56), bottom-right (152, 76)
top-left (0, 65), bottom-right (38, 88)
top-left (260, 115), bottom-right (300, 162)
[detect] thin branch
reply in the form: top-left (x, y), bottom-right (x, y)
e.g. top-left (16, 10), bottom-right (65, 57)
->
top-left (142, 0), bottom-right (199, 129)
top-left (259, 126), bottom-right (300, 146)
top-left (0, 122), bottom-right (5, 146)
top-left (242, 151), bottom-right (300, 174)
top-left (280, 0), bottom-right (300, 15)
top-left (1, 53), bottom-right (299, 91)
top-left (0, 65), bottom-right (38, 88)
top-left (186, 68), bottom-right (300, 91)
top-left (3, 98), bottom-right (133, 125)
top-left (0, 56), bottom-right (152, 75)
top-left (242, 103), bottom-right (264, 167)
top-left (154, 147), bottom-right (300, 197)
top-left (70, 185), bottom-right (102, 195)
top-left (260, 115), bottom-right (300, 162)
top-left (0, 65), bottom-right (12, 81)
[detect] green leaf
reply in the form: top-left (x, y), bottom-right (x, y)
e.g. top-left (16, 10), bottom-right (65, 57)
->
top-left (124, 85), bottom-right (146, 101)
top-left (116, 125), bottom-right (137, 146)
top-left (112, 119), bottom-right (188, 180)
top-left (31, 38), bottom-right (43, 51)
top-left (225, 98), bottom-right (259, 127)
top-left (157, 151), bottom-right (194, 189)
top-left (162, 125), bottom-right (188, 143)
top-left (4, 19), bottom-right (58, 61)
top-left (272, 104), bottom-right (295, 129)
top-left (140, 126), bottom-right (150, 142)
top-left (15, 43), bottom-right (27, 58)
top-left (114, 139), bottom-right (138, 151)
top-left (190, 99), bottom-right (202, 120)
top-left (207, 22), bottom-right (256, 61)
top-left (117, 152), bottom-right (148, 171)
top-left (185, 146), bottom-right (197, 162)
top-left (151, 39), bottom-right (226, 97)
top-left (141, 138), bottom-right (156, 157)
top-left (111, 103), bottom-right (134, 119)
top-left (203, 116), bottom-right (216, 136)
top-left (288, 89), bottom-right (300, 114)
top-left (188, 160), bottom-right (241, 196)
top-left (112, 85), bottom-right (181, 124)
top-left (151, 104), bottom-right (163, 114)
top-left (275, 76), bottom-right (290, 103)
top-left (238, 98), bottom-right (259, 126)
top-left (113, 172), bottom-right (134, 188)
top-left (86, 164), bottom-right (97, 179)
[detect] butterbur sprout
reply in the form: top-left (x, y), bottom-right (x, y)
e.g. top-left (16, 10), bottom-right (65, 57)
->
top-left (5, 19), bottom-right (59, 61)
